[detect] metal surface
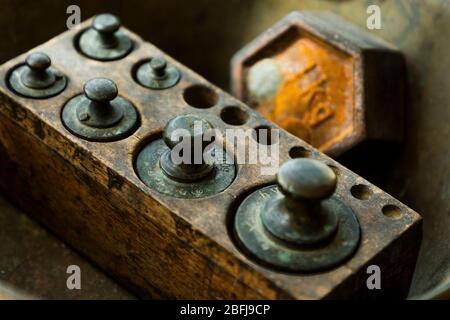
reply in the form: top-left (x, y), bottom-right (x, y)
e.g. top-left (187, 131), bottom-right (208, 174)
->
top-left (234, 159), bottom-right (360, 273)
top-left (136, 57), bottom-right (181, 90)
top-left (62, 78), bottom-right (139, 141)
top-left (262, 159), bottom-right (339, 245)
top-left (78, 13), bottom-right (133, 61)
top-left (135, 115), bottom-right (235, 198)
top-left (8, 52), bottom-right (67, 99)
top-left (412, 276), bottom-right (450, 300)
top-left (160, 115), bottom-right (214, 182)
top-left (231, 11), bottom-right (406, 157)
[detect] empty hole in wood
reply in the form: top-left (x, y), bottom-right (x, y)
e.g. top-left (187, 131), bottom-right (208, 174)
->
top-left (252, 125), bottom-right (278, 145)
top-left (183, 84), bottom-right (218, 109)
top-left (351, 184), bottom-right (373, 200)
top-left (382, 205), bottom-right (403, 219)
top-left (220, 106), bottom-right (248, 126)
top-left (289, 146), bottom-right (311, 158)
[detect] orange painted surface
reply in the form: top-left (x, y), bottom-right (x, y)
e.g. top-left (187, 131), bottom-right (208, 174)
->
top-left (253, 36), bottom-right (354, 152)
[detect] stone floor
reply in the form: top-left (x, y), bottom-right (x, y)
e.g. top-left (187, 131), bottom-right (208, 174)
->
top-left (0, 193), bottom-right (134, 299)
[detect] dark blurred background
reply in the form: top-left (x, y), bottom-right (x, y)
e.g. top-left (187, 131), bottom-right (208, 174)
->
top-left (0, 0), bottom-right (448, 299)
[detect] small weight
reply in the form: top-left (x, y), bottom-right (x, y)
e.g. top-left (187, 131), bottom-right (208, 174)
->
top-left (234, 158), bottom-right (360, 273)
top-left (78, 13), bottom-right (133, 61)
top-left (135, 57), bottom-right (181, 90)
top-left (61, 78), bottom-right (139, 142)
top-left (135, 114), bottom-right (235, 198)
top-left (160, 114), bottom-right (214, 182)
top-left (8, 52), bottom-right (67, 99)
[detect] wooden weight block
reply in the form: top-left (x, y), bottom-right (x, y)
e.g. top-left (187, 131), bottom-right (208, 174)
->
top-left (0, 14), bottom-right (421, 299)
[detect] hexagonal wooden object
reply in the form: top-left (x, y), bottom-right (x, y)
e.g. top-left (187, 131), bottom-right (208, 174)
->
top-left (231, 11), bottom-right (406, 156)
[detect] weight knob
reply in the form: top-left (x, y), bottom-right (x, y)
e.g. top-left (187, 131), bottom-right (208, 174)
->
top-left (62, 78), bottom-right (138, 142)
top-left (135, 114), bottom-right (235, 198)
top-left (234, 158), bottom-right (360, 272)
top-left (78, 78), bottom-right (123, 128)
top-left (136, 56), bottom-right (181, 90)
top-left (261, 159), bottom-right (339, 246)
top-left (8, 52), bottom-right (67, 98)
top-left (160, 114), bottom-right (214, 182)
top-left (78, 13), bottom-right (133, 61)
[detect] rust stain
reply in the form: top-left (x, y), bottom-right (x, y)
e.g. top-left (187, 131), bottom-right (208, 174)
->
top-left (253, 36), bottom-right (354, 151)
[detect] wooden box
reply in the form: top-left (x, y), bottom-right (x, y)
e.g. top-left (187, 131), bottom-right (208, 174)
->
top-left (0, 16), bottom-right (421, 299)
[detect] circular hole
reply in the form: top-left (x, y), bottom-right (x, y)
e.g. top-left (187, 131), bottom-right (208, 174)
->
top-left (220, 106), bottom-right (248, 126)
top-left (382, 205), bottom-right (402, 219)
top-left (183, 84), bottom-right (218, 109)
top-left (252, 125), bottom-right (278, 145)
top-left (351, 184), bottom-right (373, 200)
top-left (289, 146), bottom-right (311, 158)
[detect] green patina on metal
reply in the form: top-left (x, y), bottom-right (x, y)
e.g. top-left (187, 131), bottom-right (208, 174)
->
top-left (136, 57), bottom-right (181, 90)
top-left (135, 139), bottom-right (235, 199)
top-left (235, 185), bottom-right (360, 272)
top-left (78, 13), bottom-right (133, 61)
top-left (62, 78), bottom-right (138, 142)
top-left (8, 52), bottom-right (67, 99)
top-left (136, 114), bottom-right (235, 198)
top-left (234, 159), bottom-right (360, 273)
